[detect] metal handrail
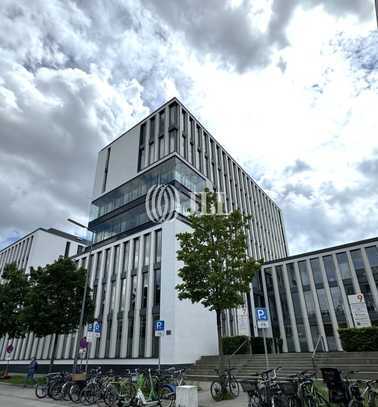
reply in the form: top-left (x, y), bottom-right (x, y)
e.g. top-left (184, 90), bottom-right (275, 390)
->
top-left (230, 338), bottom-right (250, 357)
top-left (312, 335), bottom-right (326, 368)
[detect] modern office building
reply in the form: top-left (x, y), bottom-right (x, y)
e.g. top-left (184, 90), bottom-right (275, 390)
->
top-left (257, 237), bottom-right (378, 353)
top-left (1, 98), bottom-right (288, 368)
top-left (0, 227), bottom-right (88, 362)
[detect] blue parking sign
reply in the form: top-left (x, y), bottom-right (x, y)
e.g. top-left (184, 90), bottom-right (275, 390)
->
top-left (154, 320), bottom-right (165, 332)
top-left (256, 308), bottom-right (268, 321)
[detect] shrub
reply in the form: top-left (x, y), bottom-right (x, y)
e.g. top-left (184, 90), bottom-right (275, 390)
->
top-left (338, 327), bottom-right (378, 352)
top-left (222, 336), bottom-right (283, 354)
top-left (222, 336), bottom-right (250, 354)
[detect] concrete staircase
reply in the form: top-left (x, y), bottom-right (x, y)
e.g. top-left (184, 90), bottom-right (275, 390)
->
top-left (185, 352), bottom-right (378, 381)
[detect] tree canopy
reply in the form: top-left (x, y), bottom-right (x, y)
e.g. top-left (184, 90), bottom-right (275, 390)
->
top-left (176, 191), bottom-right (261, 312)
top-left (0, 263), bottom-right (29, 339)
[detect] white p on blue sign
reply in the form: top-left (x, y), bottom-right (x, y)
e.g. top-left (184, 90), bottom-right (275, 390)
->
top-left (154, 320), bottom-right (165, 336)
top-left (256, 308), bottom-right (269, 328)
top-left (93, 321), bottom-right (102, 338)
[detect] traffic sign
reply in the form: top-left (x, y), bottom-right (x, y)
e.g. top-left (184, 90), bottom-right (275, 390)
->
top-left (154, 320), bottom-right (165, 337)
top-left (93, 321), bottom-right (102, 338)
top-left (256, 308), bottom-right (270, 329)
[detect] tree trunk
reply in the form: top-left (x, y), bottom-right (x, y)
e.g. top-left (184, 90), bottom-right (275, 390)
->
top-left (216, 310), bottom-right (225, 389)
top-left (49, 334), bottom-right (58, 373)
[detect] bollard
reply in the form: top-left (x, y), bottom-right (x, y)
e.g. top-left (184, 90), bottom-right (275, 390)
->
top-left (176, 385), bottom-right (198, 407)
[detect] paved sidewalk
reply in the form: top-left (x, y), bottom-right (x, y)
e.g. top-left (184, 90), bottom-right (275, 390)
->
top-left (0, 381), bottom-right (247, 407)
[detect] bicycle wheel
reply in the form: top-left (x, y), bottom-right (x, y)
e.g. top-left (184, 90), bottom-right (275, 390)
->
top-left (315, 391), bottom-right (330, 407)
top-left (104, 385), bottom-right (119, 407)
top-left (248, 394), bottom-right (263, 407)
top-left (61, 381), bottom-right (72, 401)
top-left (159, 385), bottom-right (175, 407)
top-left (120, 381), bottom-right (137, 403)
top-left (50, 381), bottom-right (64, 400)
top-left (70, 383), bottom-right (83, 403)
top-left (35, 383), bottom-right (48, 399)
top-left (210, 380), bottom-right (224, 401)
top-left (228, 377), bottom-right (240, 398)
top-left (368, 391), bottom-right (377, 407)
top-left (348, 400), bottom-right (364, 407)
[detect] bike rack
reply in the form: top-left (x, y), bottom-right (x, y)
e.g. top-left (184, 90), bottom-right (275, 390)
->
top-left (312, 335), bottom-right (326, 369)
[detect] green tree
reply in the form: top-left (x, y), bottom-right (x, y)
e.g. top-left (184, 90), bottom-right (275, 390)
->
top-left (24, 257), bottom-right (95, 372)
top-left (176, 191), bottom-right (261, 395)
top-left (0, 263), bottom-right (30, 376)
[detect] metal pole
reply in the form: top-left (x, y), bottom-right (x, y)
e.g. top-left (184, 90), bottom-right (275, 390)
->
top-left (263, 329), bottom-right (269, 368)
top-left (158, 336), bottom-right (161, 372)
top-left (72, 228), bottom-right (94, 373)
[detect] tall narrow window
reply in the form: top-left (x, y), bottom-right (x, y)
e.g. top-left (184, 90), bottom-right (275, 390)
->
top-left (138, 123), bottom-right (146, 171)
top-left (142, 272), bottom-right (149, 309)
top-left (64, 242), bottom-right (71, 257)
top-left (159, 110), bottom-right (165, 134)
top-left (189, 118), bottom-right (195, 166)
top-left (95, 252), bottom-right (102, 282)
top-left (143, 234), bottom-right (151, 267)
top-left (155, 230), bottom-right (162, 264)
top-left (148, 118), bottom-right (155, 165)
top-left (169, 103), bottom-right (178, 127)
top-left (133, 238), bottom-right (140, 270)
top-left (102, 147), bottom-right (111, 193)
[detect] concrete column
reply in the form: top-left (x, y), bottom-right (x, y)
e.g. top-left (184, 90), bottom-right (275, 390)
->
top-left (109, 245), bottom-right (123, 358)
top-left (31, 336), bottom-right (39, 359)
top-left (282, 264), bottom-right (300, 352)
top-left (132, 236), bottom-right (145, 358)
top-left (319, 257), bottom-right (342, 351)
top-left (332, 254), bottom-right (354, 328)
top-left (145, 232), bottom-right (156, 357)
top-left (271, 266), bottom-right (288, 352)
top-left (15, 337), bottom-right (24, 360)
top-left (260, 269), bottom-right (274, 338)
top-left (249, 284), bottom-right (258, 337)
top-left (306, 259), bottom-right (328, 351)
top-left (99, 247), bottom-right (115, 358)
top-left (90, 250), bottom-right (105, 359)
top-left (37, 337), bottom-right (45, 359)
top-left (120, 239), bottom-right (134, 358)
top-left (346, 251), bottom-right (361, 294)
top-left (293, 262), bottom-right (314, 352)
top-left (361, 247), bottom-right (378, 311)
top-left (42, 336), bottom-right (51, 360)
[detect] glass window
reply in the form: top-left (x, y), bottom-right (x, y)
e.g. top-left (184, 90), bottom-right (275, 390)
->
top-left (169, 130), bottom-right (176, 153)
top-left (336, 252), bottom-right (352, 280)
top-left (133, 239), bottom-right (140, 270)
top-left (286, 263), bottom-right (297, 288)
top-left (138, 148), bottom-right (145, 171)
top-left (122, 242), bottom-right (130, 273)
top-left (95, 252), bottom-right (102, 281)
top-left (130, 275), bottom-right (137, 311)
top-left (142, 272), bottom-right (149, 308)
top-left (127, 318), bottom-right (133, 358)
top-left (275, 265), bottom-right (295, 351)
top-left (154, 268), bottom-right (161, 305)
top-left (143, 234), bottom-right (150, 267)
top-left (155, 230), bottom-right (162, 264)
top-left (140, 123), bottom-right (146, 145)
top-left (350, 249), bottom-right (377, 313)
top-left (119, 277), bottom-right (127, 312)
top-left (365, 246), bottom-right (378, 280)
top-left (159, 110), bottom-right (165, 134)
top-left (299, 261), bottom-right (310, 286)
top-left (139, 316), bottom-right (146, 357)
top-left (158, 135), bottom-right (165, 159)
top-left (310, 258), bottom-right (323, 285)
top-left (330, 286), bottom-right (346, 326)
top-left (169, 103), bottom-right (177, 126)
top-left (112, 245), bottom-right (119, 275)
top-left (103, 249), bottom-right (111, 281)
top-left (148, 142), bottom-right (155, 166)
top-left (323, 255), bottom-right (337, 282)
top-left (115, 319), bottom-right (123, 358)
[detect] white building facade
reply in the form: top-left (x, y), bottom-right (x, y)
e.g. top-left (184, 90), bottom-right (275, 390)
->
top-left (258, 237), bottom-right (378, 353)
top-left (1, 98), bottom-right (287, 368)
top-left (0, 228), bottom-right (87, 364)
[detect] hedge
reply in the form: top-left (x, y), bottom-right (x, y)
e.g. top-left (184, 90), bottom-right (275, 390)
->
top-left (338, 327), bottom-right (378, 352)
top-left (222, 336), bottom-right (283, 355)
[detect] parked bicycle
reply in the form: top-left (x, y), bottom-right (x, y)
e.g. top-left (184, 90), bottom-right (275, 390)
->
top-left (210, 367), bottom-right (240, 401)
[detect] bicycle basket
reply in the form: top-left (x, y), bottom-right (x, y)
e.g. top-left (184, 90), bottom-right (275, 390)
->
top-left (280, 381), bottom-right (298, 396)
top-left (240, 380), bottom-right (258, 393)
top-left (72, 373), bottom-right (87, 381)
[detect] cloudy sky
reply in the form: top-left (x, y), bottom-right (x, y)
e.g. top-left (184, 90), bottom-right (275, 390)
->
top-left (0, 0), bottom-right (377, 255)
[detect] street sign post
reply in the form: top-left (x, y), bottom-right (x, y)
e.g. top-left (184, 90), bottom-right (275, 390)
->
top-left (154, 320), bottom-right (165, 371)
top-left (94, 321), bottom-right (102, 338)
top-left (256, 308), bottom-right (270, 368)
top-left (87, 323), bottom-right (93, 342)
top-left (348, 293), bottom-right (371, 328)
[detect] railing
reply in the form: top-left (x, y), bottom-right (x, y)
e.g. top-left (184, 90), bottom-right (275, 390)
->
top-left (312, 335), bottom-right (326, 368)
top-left (227, 338), bottom-right (251, 368)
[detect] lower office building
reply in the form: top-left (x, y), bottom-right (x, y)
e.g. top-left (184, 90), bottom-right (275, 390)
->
top-left (0, 228), bottom-right (88, 363)
top-left (255, 237), bottom-right (378, 353)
